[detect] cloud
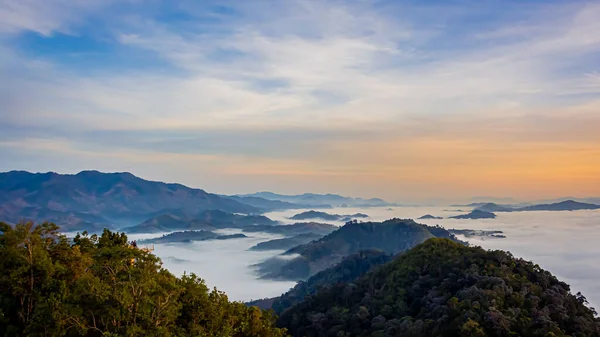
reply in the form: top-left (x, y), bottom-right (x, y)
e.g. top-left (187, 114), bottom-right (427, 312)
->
top-left (0, 0), bottom-right (599, 200)
top-left (0, 0), bottom-right (114, 36)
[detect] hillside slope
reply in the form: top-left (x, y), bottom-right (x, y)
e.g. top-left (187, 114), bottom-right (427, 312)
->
top-left (0, 170), bottom-right (259, 231)
top-left (0, 222), bottom-right (285, 336)
top-left (124, 210), bottom-right (278, 233)
top-left (279, 238), bottom-right (600, 337)
top-left (255, 219), bottom-right (464, 281)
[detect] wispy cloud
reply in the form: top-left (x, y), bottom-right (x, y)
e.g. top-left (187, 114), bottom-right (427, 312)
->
top-left (0, 0), bottom-right (114, 36)
top-left (1, 0), bottom-right (599, 200)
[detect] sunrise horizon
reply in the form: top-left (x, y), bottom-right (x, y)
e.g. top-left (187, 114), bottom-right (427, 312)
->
top-left (2, 0), bottom-right (599, 202)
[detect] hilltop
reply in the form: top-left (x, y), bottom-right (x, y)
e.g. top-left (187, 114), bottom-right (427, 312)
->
top-left (418, 214), bottom-right (443, 220)
top-left (255, 219), bottom-right (464, 281)
top-left (450, 209), bottom-right (497, 219)
top-left (279, 238), bottom-right (600, 336)
top-left (289, 210), bottom-right (369, 221)
top-left (139, 230), bottom-right (248, 244)
top-left (123, 209), bottom-right (278, 233)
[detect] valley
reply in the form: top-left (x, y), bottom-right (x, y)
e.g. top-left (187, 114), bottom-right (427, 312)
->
top-left (111, 205), bottom-right (600, 311)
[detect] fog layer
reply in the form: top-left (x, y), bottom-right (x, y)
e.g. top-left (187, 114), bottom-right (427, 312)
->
top-left (124, 207), bottom-right (599, 309)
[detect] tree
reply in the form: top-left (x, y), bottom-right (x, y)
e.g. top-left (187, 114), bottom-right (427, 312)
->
top-left (0, 221), bottom-right (287, 337)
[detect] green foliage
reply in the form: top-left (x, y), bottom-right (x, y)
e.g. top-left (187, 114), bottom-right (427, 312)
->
top-left (0, 221), bottom-right (287, 337)
top-left (279, 238), bottom-right (600, 337)
top-left (270, 250), bottom-right (392, 314)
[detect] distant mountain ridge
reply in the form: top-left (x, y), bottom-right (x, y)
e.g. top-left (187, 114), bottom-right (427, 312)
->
top-left (124, 210), bottom-right (278, 233)
top-left (0, 170), bottom-right (260, 232)
top-left (450, 210), bottom-right (497, 219)
top-left (224, 195), bottom-right (332, 210)
top-left (473, 200), bottom-right (600, 213)
top-left (139, 230), bottom-right (247, 244)
top-left (289, 210), bottom-right (369, 221)
top-left (239, 192), bottom-right (398, 207)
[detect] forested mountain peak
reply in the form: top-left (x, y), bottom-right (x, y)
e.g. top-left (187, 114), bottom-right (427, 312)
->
top-left (279, 238), bottom-right (600, 337)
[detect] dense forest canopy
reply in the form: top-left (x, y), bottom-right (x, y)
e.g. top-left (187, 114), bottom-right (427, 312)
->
top-left (270, 250), bottom-right (392, 315)
top-left (2, 221), bottom-right (599, 337)
top-left (278, 239), bottom-right (600, 337)
top-left (0, 221), bottom-right (286, 337)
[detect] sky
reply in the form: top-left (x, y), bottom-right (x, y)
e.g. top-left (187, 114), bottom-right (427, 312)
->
top-left (1, 0), bottom-right (599, 202)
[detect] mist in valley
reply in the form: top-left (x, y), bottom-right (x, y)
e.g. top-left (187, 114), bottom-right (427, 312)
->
top-left (122, 207), bottom-right (600, 309)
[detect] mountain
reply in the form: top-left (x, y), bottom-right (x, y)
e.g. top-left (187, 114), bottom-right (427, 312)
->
top-left (139, 230), bottom-right (247, 244)
top-left (255, 219), bottom-right (464, 281)
top-left (278, 238), bottom-right (600, 337)
top-left (289, 210), bottom-right (369, 221)
top-left (532, 197), bottom-right (600, 206)
top-left (472, 202), bottom-right (515, 212)
top-left (123, 209), bottom-right (278, 233)
top-left (225, 195), bottom-right (331, 211)
top-left (249, 233), bottom-right (323, 251)
top-left (0, 170), bottom-right (259, 232)
top-left (0, 206), bottom-right (111, 232)
top-left (450, 209), bottom-right (497, 219)
top-left (473, 200), bottom-right (600, 213)
top-left (249, 250), bottom-right (392, 314)
top-left (239, 192), bottom-right (397, 207)
top-left (242, 222), bottom-right (338, 236)
top-left (418, 214), bottom-right (443, 220)
top-left (516, 200), bottom-right (600, 211)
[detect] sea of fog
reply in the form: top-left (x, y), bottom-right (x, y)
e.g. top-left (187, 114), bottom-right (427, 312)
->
top-left (124, 206), bottom-right (600, 309)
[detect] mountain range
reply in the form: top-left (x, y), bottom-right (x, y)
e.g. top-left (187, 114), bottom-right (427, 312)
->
top-left (139, 230), bottom-right (247, 244)
top-left (123, 209), bottom-right (279, 233)
top-left (239, 192), bottom-right (398, 207)
top-left (474, 200), bottom-right (600, 213)
top-left (0, 170), bottom-right (259, 231)
top-left (0, 170), bottom-right (399, 232)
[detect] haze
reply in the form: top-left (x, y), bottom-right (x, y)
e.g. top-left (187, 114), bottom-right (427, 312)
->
top-left (1, 0), bottom-right (600, 202)
top-left (119, 207), bottom-right (600, 309)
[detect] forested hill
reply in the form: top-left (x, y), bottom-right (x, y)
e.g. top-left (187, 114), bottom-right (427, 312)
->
top-left (279, 238), bottom-right (600, 337)
top-left (0, 222), bottom-right (286, 337)
top-left (2, 221), bottom-right (598, 337)
top-left (270, 250), bottom-right (392, 314)
top-left (256, 219), bottom-right (465, 281)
